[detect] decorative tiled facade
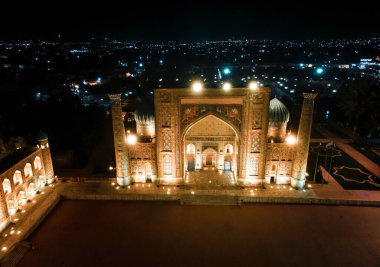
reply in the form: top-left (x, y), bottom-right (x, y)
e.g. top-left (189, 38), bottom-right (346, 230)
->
top-left (110, 89), bottom-right (316, 188)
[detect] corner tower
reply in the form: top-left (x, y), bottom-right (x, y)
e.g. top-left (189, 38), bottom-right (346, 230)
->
top-left (36, 131), bottom-right (54, 184)
top-left (109, 94), bottom-right (130, 185)
top-left (268, 98), bottom-right (290, 141)
top-left (291, 92), bottom-right (318, 188)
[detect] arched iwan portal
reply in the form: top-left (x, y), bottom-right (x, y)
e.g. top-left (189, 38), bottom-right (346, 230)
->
top-left (183, 115), bottom-right (238, 185)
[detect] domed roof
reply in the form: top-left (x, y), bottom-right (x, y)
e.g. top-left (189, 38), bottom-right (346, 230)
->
top-left (121, 95), bottom-right (141, 112)
top-left (269, 98), bottom-right (290, 125)
top-left (134, 100), bottom-right (155, 124)
top-left (36, 130), bottom-right (48, 141)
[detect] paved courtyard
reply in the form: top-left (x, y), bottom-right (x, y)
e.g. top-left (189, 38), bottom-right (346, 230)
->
top-left (17, 200), bottom-right (380, 267)
top-left (184, 170), bottom-right (237, 189)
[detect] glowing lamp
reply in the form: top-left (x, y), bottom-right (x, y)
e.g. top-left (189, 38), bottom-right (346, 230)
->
top-left (222, 82), bottom-right (232, 91)
top-left (192, 81), bottom-right (203, 92)
top-left (285, 135), bottom-right (297, 145)
top-left (126, 134), bottom-right (137, 145)
top-left (248, 81), bottom-right (258, 90)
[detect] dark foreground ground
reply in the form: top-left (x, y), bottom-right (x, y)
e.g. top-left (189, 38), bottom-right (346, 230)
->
top-left (18, 201), bottom-right (380, 267)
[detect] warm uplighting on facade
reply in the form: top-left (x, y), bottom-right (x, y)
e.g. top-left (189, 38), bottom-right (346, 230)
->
top-left (126, 134), bottom-right (137, 145)
top-left (285, 135), bottom-right (297, 145)
top-left (248, 81), bottom-right (258, 90)
top-left (222, 82), bottom-right (232, 91)
top-left (191, 81), bottom-right (203, 92)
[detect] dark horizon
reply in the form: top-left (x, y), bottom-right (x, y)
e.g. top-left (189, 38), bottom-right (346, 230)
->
top-left (1, 1), bottom-right (380, 41)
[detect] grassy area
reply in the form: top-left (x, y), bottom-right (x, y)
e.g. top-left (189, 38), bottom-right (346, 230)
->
top-left (308, 143), bottom-right (380, 190)
top-left (349, 143), bottom-right (380, 165)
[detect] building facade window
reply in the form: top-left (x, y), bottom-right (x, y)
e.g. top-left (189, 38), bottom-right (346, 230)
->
top-left (163, 155), bottom-right (172, 175)
top-left (24, 163), bottom-right (33, 177)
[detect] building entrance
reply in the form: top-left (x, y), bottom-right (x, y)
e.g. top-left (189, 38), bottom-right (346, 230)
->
top-left (183, 115), bottom-right (239, 185)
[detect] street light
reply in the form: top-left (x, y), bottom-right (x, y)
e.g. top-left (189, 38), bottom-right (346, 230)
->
top-left (192, 81), bottom-right (203, 92)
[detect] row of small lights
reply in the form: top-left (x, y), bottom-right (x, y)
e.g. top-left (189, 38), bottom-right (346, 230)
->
top-left (244, 186), bottom-right (308, 195)
top-left (111, 182), bottom-right (197, 195)
top-left (110, 182), bottom-right (309, 197)
top-left (191, 81), bottom-right (259, 92)
top-left (268, 184), bottom-right (311, 192)
top-left (1, 185), bottom-right (54, 252)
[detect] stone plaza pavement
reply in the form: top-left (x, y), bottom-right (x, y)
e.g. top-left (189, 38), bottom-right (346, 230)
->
top-left (317, 126), bottom-right (380, 178)
top-left (1, 174), bottom-right (380, 266)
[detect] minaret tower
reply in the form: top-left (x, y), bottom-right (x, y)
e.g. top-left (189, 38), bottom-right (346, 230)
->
top-left (37, 131), bottom-right (54, 184)
top-left (108, 94), bottom-right (130, 185)
top-left (291, 92), bottom-right (318, 188)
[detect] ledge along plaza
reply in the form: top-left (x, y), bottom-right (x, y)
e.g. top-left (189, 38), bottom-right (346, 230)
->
top-left (0, 84), bottom-right (380, 267)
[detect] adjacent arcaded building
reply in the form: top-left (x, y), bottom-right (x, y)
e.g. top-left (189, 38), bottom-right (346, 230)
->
top-left (109, 88), bottom-right (317, 188)
top-left (0, 132), bottom-right (54, 233)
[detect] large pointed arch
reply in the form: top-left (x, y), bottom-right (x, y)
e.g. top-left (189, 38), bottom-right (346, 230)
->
top-left (182, 113), bottom-right (241, 141)
top-left (182, 114), bottom-right (240, 184)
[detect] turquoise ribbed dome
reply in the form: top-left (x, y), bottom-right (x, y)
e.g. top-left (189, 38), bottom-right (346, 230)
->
top-left (269, 98), bottom-right (289, 125)
top-left (134, 101), bottom-right (155, 125)
top-left (36, 130), bottom-right (48, 141)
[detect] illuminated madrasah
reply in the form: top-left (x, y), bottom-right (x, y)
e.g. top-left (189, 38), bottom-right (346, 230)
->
top-left (109, 84), bottom-right (317, 188)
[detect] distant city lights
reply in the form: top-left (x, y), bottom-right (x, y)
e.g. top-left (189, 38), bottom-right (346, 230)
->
top-left (316, 68), bottom-right (324, 74)
top-left (223, 68), bottom-right (231, 75)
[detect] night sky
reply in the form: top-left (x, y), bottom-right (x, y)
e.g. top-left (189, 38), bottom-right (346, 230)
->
top-left (1, 1), bottom-right (379, 41)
